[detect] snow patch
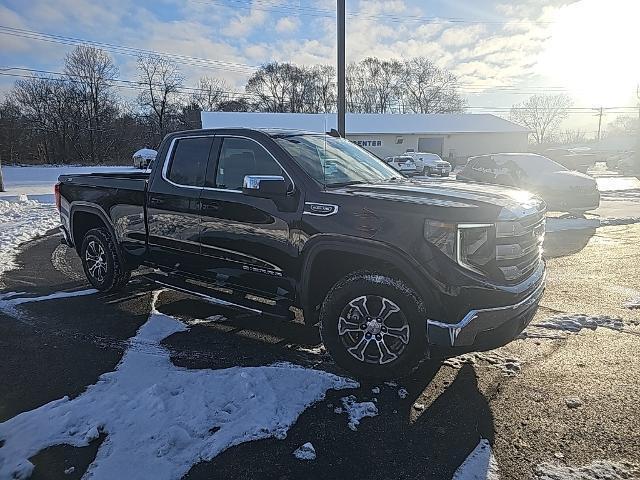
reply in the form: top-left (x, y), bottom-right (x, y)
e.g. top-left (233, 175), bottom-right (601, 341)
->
top-left (452, 439), bottom-right (500, 480)
top-left (546, 218), bottom-right (599, 233)
top-left (0, 293), bottom-right (357, 480)
top-left (397, 387), bottom-right (408, 399)
top-left (545, 216), bottom-right (640, 233)
top-left (185, 314), bottom-right (228, 326)
top-left (0, 289), bottom-right (97, 318)
top-left (293, 442), bottom-right (316, 461)
top-left (340, 395), bottom-right (378, 431)
top-left (532, 314), bottom-right (624, 333)
top-left (444, 352), bottom-right (521, 377)
top-left (535, 460), bottom-right (639, 480)
top-left (623, 296), bottom-right (640, 309)
top-left (0, 199), bottom-right (59, 282)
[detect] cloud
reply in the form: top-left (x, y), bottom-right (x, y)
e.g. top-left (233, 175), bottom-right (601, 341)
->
top-left (275, 16), bottom-right (300, 34)
top-left (221, 6), bottom-right (268, 37)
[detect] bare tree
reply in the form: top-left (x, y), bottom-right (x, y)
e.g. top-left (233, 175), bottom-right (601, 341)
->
top-left (218, 97), bottom-right (252, 112)
top-left (347, 58), bottom-right (404, 113)
top-left (346, 57), bottom-right (463, 114)
top-left (137, 55), bottom-right (184, 141)
top-left (191, 76), bottom-right (232, 111)
top-left (401, 57), bottom-right (465, 114)
top-left (12, 76), bottom-right (80, 163)
top-left (510, 94), bottom-right (573, 145)
top-left (607, 115), bottom-right (638, 136)
top-left (64, 46), bottom-right (119, 163)
top-left (246, 62), bottom-right (307, 113)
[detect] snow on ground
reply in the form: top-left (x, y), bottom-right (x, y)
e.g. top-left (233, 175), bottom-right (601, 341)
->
top-left (0, 291), bottom-right (358, 480)
top-left (339, 395), bottom-right (378, 431)
top-left (0, 197), bottom-right (60, 282)
top-left (623, 296), bottom-right (640, 309)
top-left (444, 352), bottom-right (522, 377)
top-left (546, 216), bottom-right (640, 233)
top-left (531, 314), bottom-right (624, 334)
top-left (292, 442), bottom-right (317, 461)
top-left (0, 289), bottom-right (97, 321)
top-left (0, 165), bottom-right (139, 202)
top-left (452, 439), bottom-right (500, 480)
top-left (535, 460), bottom-right (639, 480)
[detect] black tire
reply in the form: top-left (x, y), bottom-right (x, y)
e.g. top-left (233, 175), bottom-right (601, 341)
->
top-left (80, 228), bottom-right (131, 293)
top-left (319, 270), bottom-right (428, 380)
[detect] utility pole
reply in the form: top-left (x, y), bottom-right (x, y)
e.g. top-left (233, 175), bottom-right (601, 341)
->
top-left (0, 157), bottom-right (4, 193)
top-left (337, 0), bottom-right (346, 137)
top-left (596, 106), bottom-right (603, 142)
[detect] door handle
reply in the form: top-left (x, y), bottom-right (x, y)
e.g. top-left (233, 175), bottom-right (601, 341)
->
top-left (148, 197), bottom-right (162, 206)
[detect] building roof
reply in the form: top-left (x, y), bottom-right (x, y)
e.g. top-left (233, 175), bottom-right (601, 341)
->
top-left (200, 112), bottom-right (530, 135)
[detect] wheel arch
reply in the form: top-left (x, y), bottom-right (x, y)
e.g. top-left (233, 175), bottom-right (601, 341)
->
top-left (299, 235), bottom-right (436, 325)
top-left (69, 202), bottom-right (123, 262)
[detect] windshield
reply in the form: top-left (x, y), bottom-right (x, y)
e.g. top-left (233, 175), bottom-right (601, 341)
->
top-left (274, 134), bottom-right (400, 187)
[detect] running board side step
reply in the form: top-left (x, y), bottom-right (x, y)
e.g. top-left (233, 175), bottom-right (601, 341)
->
top-left (144, 272), bottom-right (294, 321)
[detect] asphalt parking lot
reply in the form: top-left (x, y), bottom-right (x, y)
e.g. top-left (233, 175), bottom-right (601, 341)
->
top-left (1, 224), bottom-right (639, 479)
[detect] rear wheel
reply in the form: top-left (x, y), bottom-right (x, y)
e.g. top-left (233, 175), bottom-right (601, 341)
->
top-left (319, 271), bottom-right (428, 379)
top-left (80, 228), bottom-right (131, 292)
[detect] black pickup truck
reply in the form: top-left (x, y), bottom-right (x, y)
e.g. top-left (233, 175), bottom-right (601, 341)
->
top-left (56, 128), bottom-right (546, 379)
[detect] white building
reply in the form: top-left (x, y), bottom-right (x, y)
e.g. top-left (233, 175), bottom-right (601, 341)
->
top-left (200, 112), bottom-right (530, 164)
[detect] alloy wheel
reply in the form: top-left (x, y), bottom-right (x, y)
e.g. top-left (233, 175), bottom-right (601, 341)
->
top-left (337, 295), bottom-right (410, 365)
top-left (85, 240), bottom-right (107, 283)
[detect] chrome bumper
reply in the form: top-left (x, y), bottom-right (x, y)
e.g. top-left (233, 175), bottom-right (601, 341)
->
top-left (427, 274), bottom-right (546, 347)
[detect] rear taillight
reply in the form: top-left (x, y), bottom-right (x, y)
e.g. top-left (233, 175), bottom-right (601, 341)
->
top-left (54, 182), bottom-right (61, 211)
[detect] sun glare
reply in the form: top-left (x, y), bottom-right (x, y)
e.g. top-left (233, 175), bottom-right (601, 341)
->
top-left (539, 0), bottom-right (639, 106)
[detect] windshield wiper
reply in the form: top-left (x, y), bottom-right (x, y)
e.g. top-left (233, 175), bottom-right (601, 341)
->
top-left (325, 180), bottom-right (366, 188)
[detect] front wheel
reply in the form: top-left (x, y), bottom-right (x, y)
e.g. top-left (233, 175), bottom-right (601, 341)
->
top-left (80, 228), bottom-right (131, 292)
top-left (319, 271), bottom-right (428, 380)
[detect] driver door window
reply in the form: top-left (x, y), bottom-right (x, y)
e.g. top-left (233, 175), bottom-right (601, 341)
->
top-left (215, 137), bottom-right (284, 191)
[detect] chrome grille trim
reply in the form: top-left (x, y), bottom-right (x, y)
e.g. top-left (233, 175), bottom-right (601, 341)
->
top-left (495, 208), bottom-right (545, 283)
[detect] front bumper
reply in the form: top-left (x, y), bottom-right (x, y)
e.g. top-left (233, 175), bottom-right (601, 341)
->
top-left (427, 271), bottom-right (545, 348)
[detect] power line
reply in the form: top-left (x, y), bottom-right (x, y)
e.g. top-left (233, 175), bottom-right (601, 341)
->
top-left (0, 26), bottom-right (258, 75)
top-left (191, 0), bottom-right (558, 25)
top-left (2, 68), bottom-right (637, 114)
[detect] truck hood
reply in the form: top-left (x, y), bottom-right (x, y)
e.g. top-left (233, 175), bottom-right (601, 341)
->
top-left (331, 179), bottom-right (545, 214)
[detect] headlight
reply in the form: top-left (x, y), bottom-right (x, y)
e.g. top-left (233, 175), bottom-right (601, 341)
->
top-left (424, 220), bottom-right (494, 275)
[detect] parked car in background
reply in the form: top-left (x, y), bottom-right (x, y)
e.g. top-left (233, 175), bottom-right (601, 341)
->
top-left (132, 148), bottom-right (157, 169)
top-left (384, 155), bottom-right (418, 175)
top-left (457, 153), bottom-right (600, 214)
top-left (404, 151), bottom-right (452, 176)
top-left (605, 151), bottom-right (635, 171)
top-left (617, 152), bottom-right (638, 175)
top-left (543, 148), bottom-right (597, 173)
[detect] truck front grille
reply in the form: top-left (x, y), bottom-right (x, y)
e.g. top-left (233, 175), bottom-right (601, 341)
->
top-left (495, 211), bottom-right (545, 283)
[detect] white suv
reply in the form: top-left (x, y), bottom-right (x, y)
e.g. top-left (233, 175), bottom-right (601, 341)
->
top-left (384, 155), bottom-right (418, 175)
top-left (405, 151), bottom-right (452, 177)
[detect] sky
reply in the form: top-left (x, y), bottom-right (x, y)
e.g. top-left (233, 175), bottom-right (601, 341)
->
top-left (0, 0), bottom-right (638, 134)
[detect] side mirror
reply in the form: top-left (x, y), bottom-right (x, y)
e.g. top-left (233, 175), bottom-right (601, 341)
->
top-left (242, 175), bottom-right (287, 198)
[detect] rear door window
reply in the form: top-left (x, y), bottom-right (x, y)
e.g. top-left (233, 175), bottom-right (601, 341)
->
top-left (166, 137), bottom-right (213, 187)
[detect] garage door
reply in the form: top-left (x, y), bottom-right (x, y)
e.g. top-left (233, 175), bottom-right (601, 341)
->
top-left (418, 137), bottom-right (444, 156)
